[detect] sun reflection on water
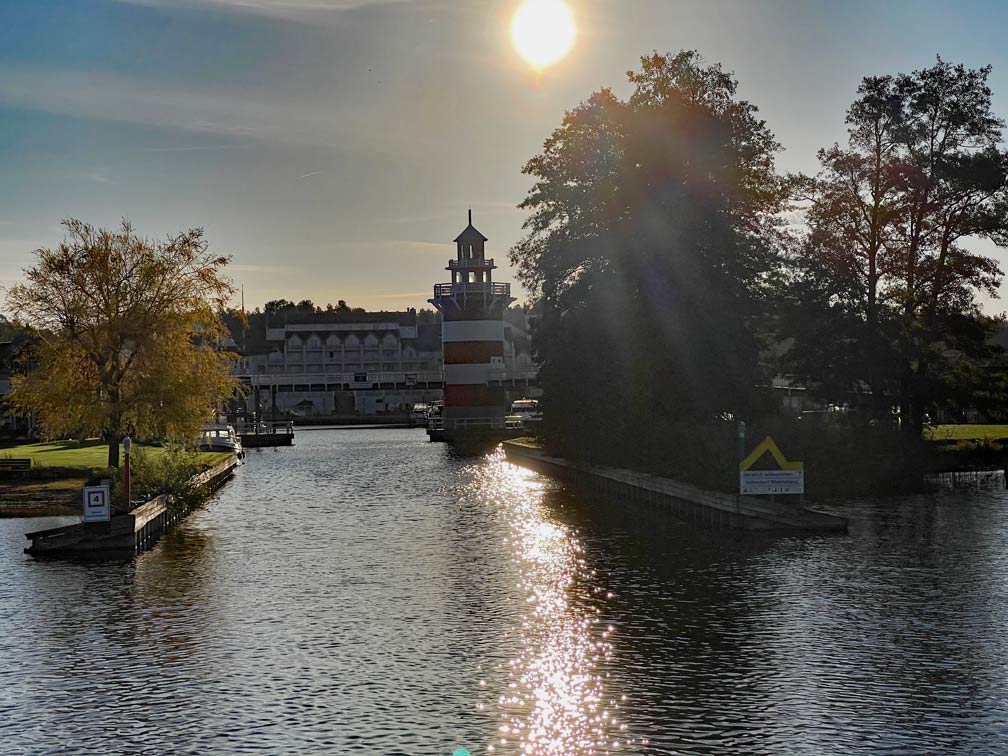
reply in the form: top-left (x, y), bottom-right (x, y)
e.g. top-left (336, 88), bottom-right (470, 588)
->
top-left (474, 450), bottom-right (635, 755)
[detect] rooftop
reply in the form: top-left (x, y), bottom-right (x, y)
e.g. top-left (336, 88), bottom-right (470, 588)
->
top-left (453, 209), bottom-right (488, 244)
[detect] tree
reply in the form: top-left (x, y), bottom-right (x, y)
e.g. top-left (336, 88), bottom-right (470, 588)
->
top-left (264, 299), bottom-right (294, 316)
top-left (6, 219), bottom-right (241, 467)
top-left (511, 50), bottom-right (786, 463)
top-left (789, 58), bottom-right (1008, 432)
top-left (786, 76), bottom-right (906, 415)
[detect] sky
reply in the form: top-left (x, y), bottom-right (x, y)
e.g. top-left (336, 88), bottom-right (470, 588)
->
top-left (3, 0), bottom-right (1008, 313)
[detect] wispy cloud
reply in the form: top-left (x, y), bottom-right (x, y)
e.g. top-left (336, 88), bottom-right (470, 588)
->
top-left (114, 0), bottom-right (412, 21)
top-left (387, 201), bottom-right (519, 226)
top-left (386, 239), bottom-right (450, 254)
top-left (0, 67), bottom-right (368, 149)
top-left (126, 143), bottom-right (253, 154)
top-left (365, 289), bottom-right (431, 299)
top-left (0, 66), bottom-right (440, 153)
top-left (230, 263), bottom-right (300, 274)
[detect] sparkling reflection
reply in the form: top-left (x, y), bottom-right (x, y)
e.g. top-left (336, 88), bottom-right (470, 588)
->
top-left (5, 432), bottom-right (1008, 755)
top-left (475, 450), bottom-right (633, 755)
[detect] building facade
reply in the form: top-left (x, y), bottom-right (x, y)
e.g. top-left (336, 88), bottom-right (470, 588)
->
top-left (234, 312), bottom-right (444, 417)
top-left (232, 312), bottom-right (538, 420)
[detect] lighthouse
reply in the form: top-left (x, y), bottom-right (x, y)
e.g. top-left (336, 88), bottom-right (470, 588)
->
top-left (429, 211), bottom-right (515, 436)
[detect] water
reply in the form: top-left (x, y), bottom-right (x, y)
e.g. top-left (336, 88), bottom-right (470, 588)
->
top-left (2, 427), bottom-right (1007, 755)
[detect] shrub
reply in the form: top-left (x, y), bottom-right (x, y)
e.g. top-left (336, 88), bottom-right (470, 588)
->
top-left (111, 446), bottom-right (207, 511)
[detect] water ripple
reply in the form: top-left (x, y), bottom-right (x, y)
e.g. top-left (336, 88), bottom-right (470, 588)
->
top-left (2, 429), bottom-right (1008, 755)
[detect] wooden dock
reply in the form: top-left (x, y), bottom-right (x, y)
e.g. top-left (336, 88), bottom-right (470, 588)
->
top-left (427, 416), bottom-right (526, 451)
top-left (239, 424), bottom-right (294, 447)
top-left (502, 440), bottom-right (848, 533)
top-left (24, 456), bottom-right (239, 558)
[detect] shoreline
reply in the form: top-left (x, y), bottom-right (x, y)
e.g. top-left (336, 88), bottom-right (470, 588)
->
top-left (502, 439), bottom-right (848, 533)
top-left (0, 444), bottom-right (232, 518)
top-left (23, 455), bottom-right (239, 558)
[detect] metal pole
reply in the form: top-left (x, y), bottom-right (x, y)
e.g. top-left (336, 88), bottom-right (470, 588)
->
top-left (736, 420), bottom-right (745, 513)
top-left (123, 436), bottom-right (132, 513)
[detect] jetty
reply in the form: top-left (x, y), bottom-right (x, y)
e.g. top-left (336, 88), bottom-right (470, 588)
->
top-left (502, 440), bottom-right (848, 533)
top-left (238, 422), bottom-right (295, 448)
top-left (426, 416), bottom-right (525, 450)
top-left (23, 455), bottom-right (238, 559)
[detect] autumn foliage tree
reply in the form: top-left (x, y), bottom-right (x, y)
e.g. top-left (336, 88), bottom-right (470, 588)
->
top-left (6, 219), bottom-right (241, 467)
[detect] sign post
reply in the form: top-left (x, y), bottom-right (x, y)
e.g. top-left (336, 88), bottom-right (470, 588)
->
top-left (123, 436), bottom-right (132, 513)
top-left (739, 435), bottom-right (804, 496)
top-left (82, 485), bottom-right (110, 523)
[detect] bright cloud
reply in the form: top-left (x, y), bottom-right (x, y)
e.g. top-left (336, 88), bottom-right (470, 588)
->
top-left (114, 0), bottom-right (412, 20)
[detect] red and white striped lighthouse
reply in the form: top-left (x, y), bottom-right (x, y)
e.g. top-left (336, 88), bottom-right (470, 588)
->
top-left (429, 211), bottom-right (515, 432)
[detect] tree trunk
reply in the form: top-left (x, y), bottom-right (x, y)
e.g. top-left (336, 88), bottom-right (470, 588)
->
top-left (899, 364), bottom-right (924, 440)
top-left (106, 403), bottom-right (122, 468)
top-left (106, 430), bottom-right (120, 468)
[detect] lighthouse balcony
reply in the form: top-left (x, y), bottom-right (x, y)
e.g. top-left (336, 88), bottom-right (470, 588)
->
top-left (447, 257), bottom-right (495, 270)
top-left (432, 282), bottom-right (510, 298)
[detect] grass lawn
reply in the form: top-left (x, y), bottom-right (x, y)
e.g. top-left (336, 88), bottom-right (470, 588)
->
top-left (925, 424), bottom-right (1008, 442)
top-left (0, 441), bottom-right (232, 516)
top-left (506, 436), bottom-right (543, 448)
top-left (0, 439), bottom-right (231, 470)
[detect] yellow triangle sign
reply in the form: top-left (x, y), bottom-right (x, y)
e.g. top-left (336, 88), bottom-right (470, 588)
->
top-left (740, 435), bottom-right (803, 472)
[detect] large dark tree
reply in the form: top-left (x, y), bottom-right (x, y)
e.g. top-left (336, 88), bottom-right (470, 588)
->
top-left (789, 58), bottom-right (1008, 433)
top-left (511, 51), bottom-right (786, 463)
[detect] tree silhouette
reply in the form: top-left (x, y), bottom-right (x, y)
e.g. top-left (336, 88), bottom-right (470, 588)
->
top-left (511, 50), bottom-right (786, 462)
top-left (789, 58), bottom-right (1008, 432)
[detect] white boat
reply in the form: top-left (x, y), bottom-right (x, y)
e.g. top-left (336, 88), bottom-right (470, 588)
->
top-left (508, 398), bottom-right (542, 426)
top-left (197, 424), bottom-right (245, 459)
top-left (410, 403), bottom-right (430, 427)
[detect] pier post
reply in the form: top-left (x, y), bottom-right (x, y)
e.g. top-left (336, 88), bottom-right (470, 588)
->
top-left (123, 437), bottom-right (132, 513)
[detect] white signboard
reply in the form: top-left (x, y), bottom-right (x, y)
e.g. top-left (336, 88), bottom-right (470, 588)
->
top-left (740, 469), bottom-right (804, 495)
top-left (83, 485), bottom-right (110, 523)
top-left (739, 435), bottom-right (805, 496)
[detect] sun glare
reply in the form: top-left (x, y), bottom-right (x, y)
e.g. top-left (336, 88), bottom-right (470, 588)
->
top-left (511, 0), bottom-right (577, 70)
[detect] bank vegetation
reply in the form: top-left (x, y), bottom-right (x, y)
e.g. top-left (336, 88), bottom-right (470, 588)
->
top-left (511, 51), bottom-right (1008, 496)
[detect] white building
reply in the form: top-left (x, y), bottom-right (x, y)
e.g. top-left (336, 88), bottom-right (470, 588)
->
top-left (233, 310), bottom-right (537, 418)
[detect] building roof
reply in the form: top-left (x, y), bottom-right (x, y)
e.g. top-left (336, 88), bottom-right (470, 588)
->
top-left (453, 209), bottom-right (488, 243)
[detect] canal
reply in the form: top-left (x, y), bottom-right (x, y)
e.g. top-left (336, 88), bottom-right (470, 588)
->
top-left (2, 427), bottom-right (1007, 755)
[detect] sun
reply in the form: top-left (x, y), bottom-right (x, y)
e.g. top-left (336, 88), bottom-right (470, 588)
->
top-left (510, 0), bottom-right (577, 70)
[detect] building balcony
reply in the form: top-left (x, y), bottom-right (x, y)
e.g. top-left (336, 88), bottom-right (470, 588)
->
top-left (432, 282), bottom-right (510, 298)
top-left (447, 258), bottom-right (495, 270)
top-left (244, 370), bottom-right (445, 387)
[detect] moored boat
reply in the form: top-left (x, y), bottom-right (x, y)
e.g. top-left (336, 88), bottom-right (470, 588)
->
top-left (198, 424), bottom-right (245, 459)
top-left (508, 398), bottom-right (542, 429)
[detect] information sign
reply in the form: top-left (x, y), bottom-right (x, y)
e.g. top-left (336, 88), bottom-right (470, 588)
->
top-left (83, 485), bottom-right (111, 522)
top-left (740, 469), bottom-right (804, 495)
top-left (739, 436), bottom-right (804, 496)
